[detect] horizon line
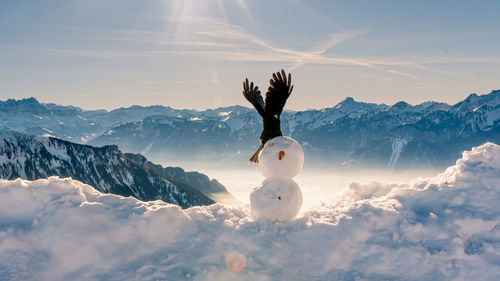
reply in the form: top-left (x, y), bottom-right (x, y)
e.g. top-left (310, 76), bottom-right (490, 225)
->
top-left (2, 88), bottom-right (498, 112)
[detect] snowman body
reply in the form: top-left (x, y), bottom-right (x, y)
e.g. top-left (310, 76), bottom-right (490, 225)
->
top-left (250, 136), bottom-right (304, 221)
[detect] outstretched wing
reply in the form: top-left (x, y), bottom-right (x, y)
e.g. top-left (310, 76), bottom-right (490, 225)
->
top-left (265, 69), bottom-right (293, 117)
top-left (243, 78), bottom-right (265, 117)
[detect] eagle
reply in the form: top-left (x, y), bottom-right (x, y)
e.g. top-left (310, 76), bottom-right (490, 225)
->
top-left (242, 69), bottom-right (294, 163)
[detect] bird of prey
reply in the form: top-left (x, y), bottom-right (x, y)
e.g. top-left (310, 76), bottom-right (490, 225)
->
top-left (242, 69), bottom-right (294, 163)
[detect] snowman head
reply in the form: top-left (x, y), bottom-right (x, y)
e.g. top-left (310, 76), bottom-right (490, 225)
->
top-left (258, 136), bottom-right (304, 178)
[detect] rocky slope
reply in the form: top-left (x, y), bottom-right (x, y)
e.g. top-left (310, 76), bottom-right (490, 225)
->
top-left (0, 131), bottom-right (235, 208)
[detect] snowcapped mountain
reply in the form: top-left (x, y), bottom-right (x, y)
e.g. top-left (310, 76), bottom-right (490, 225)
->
top-left (1, 89), bottom-right (499, 168)
top-left (1, 143), bottom-right (499, 280)
top-left (0, 97), bottom-right (104, 142)
top-left (89, 90), bottom-right (500, 168)
top-left (0, 131), bottom-right (235, 208)
top-left (347, 91), bottom-right (500, 168)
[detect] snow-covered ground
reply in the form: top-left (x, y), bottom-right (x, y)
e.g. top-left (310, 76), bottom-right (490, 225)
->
top-left (1, 143), bottom-right (499, 281)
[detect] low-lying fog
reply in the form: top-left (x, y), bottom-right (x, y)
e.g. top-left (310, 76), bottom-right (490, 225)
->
top-left (158, 160), bottom-right (441, 209)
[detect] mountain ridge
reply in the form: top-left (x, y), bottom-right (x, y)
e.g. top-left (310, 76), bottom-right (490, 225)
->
top-left (0, 131), bottom-right (236, 208)
top-left (2, 89), bottom-right (499, 168)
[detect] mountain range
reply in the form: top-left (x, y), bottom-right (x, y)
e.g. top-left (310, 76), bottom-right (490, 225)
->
top-left (1, 89), bottom-right (499, 168)
top-left (0, 131), bottom-right (236, 208)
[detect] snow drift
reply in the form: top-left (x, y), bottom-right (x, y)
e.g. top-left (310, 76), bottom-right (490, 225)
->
top-left (1, 143), bottom-right (499, 280)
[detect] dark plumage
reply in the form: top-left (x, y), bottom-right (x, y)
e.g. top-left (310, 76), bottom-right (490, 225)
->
top-left (242, 69), bottom-right (294, 163)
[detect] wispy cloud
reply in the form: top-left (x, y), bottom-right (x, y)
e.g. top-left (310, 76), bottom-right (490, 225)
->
top-left (152, 16), bottom-right (449, 79)
top-left (0, 44), bottom-right (155, 59)
top-left (3, 16), bottom-right (500, 80)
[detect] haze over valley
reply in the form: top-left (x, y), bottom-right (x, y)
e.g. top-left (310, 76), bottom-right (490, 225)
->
top-left (3, 90), bottom-right (498, 207)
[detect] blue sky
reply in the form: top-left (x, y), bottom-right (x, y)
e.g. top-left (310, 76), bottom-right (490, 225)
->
top-left (1, 0), bottom-right (499, 110)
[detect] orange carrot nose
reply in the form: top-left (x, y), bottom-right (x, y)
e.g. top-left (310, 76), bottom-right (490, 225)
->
top-left (278, 150), bottom-right (285, 160)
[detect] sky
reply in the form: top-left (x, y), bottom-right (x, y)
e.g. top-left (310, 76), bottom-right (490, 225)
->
top-left (0, 0), bottom-right (499, 111)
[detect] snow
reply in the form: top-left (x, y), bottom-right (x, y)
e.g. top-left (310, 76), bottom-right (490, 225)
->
top-left (250, 178), bottom-right (303, 222)
top-left (37, 137), bottom-right (71, 162)
top-left (141, 141), bottom-right (154, 155)
top-left (218, 111), bottom-right (231, 116)
top-left (253, 136), bottom-right (304, 221)
top-left (0, 143), bottom-right (500, 280)
top-left (258, 136), bottom-right (304, 179)
top-left (485, 106), bottom-right (500, 127)
top-left (222, 115), bottom-right (247, 133)
top-left (388, 137), bottom-right (408, 168)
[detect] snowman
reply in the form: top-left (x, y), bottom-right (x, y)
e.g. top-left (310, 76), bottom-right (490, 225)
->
top-left (242, 70), bottom-right (303, 221)
top-left (250, 136), bottom-right (304, 221)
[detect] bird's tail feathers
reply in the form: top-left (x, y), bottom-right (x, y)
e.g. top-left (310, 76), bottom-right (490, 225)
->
top-left (249, 144), bottom-right (264, 163)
